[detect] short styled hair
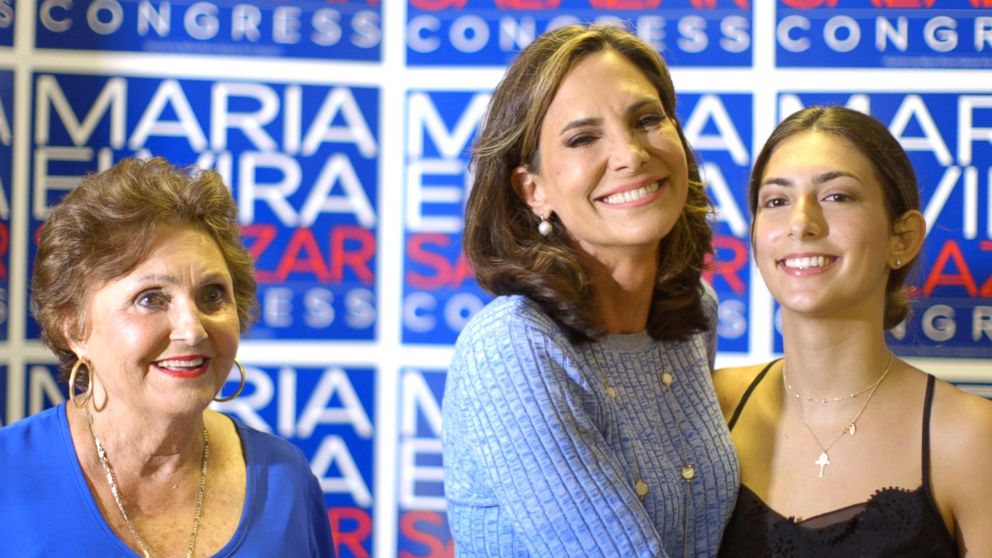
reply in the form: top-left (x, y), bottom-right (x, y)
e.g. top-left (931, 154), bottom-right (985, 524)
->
top-left (748, 105), bottom-right (921, 329)
top-left (32, 156), bottom-right (258, 379)
top-left (464, 24), bottom-right (713, 343)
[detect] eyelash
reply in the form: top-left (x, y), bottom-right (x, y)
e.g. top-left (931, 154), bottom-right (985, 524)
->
top-left (564, 113), bottom-right (667, 149)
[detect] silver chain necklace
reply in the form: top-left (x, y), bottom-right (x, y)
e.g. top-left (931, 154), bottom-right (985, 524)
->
top-left (590, 348), bottom-right (694, 558)
top-left (84, 406), bottom-right (209, 558)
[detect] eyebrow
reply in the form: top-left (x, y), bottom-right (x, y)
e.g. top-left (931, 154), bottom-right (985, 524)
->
top-left (759, 170), bottom-right (860, 189)
top-left (558, 98), bottom-right (663, 136)
top-left (135, 272), bottom-right (229, 286)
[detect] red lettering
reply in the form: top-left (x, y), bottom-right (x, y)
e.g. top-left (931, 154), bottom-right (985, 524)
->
top-left (690, 0), bottom-right (750, 7)
top-left (399, 511), bottom-right (455, 558)
top-left (587, 0), bottom-right (660, 8)
top-left (329, 507), bottom-right (372, 558)
top-left (870, 0), bottom-right (935, 6)
top-left (972, 0), bottom-right (992, 7)
top-left (410, 0), bottom-right (467, 9)
top-left (494, 0), bottom-right (561, 8)
top-left (922, 240), bottom-right (977, 297)
top-left (330, 226), bottom-right (375, 285)
top-left (0, 222), bottom-right (8, 279)
top-left (981, 241), bottom-right (992, 297)
top-left (780, 0), bottom-right (838, 7)
top-left (703, 236), bottom-right (748, 295)
top-left (240, 224), bottom-right (277, 262)
top-left (407, 234), bottom-right (453, 289)
top-left (259, 228), bottom-right (332, 283)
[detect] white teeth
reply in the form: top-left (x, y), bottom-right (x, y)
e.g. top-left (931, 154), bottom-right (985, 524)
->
top-left (601, 182), bottom-right (660, 205)
top-left (784, 256), bottom-right (830, 270)
top-left (158, 358), bottom-right (205, 368)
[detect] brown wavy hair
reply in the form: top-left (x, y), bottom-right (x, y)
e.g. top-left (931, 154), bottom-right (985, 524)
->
top-left (464, 24), bottom-right (713, 344)
top-left (32, 156), bottom-right (258, 381)
top-left (748, 106), bottom-right (921, 329)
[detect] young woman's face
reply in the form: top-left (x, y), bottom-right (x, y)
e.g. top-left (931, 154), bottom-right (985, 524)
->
top-left (74, 225), bottom-right (241, 418)
top-left (753, 131), bottom-right (900, 322)
top-left (517, 49), bottom-right (689, 262)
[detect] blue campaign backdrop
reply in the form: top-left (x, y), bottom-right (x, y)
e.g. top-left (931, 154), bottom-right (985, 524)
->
top-left (1, 2), bottom-right (989, 557)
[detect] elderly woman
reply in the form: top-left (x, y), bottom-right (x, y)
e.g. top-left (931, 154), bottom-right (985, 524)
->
top-left (0, 158), bottom-right (335, 557)
top-left (442, 24), bottom-right (739, 557)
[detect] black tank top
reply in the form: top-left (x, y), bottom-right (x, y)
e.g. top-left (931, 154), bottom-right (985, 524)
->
top-left (718, 363), bottom-right (958, 558)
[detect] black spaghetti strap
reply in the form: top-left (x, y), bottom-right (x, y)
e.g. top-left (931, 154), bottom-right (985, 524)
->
top-left (727, 359), bottom-right (781, 431)
top-left (921, 374), bottom-right (937, 498)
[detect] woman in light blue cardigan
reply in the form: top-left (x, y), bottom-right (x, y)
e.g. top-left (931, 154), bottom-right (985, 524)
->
top-left (443, 24), bottom-right (739, 558)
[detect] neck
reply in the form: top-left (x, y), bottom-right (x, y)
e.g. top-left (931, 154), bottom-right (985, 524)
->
top-left (581, 248), bottom-right (658, 334)
top-left (780, 313), bottom-right (893, 398)
top-left (69, 401), bottom-right (206, 479)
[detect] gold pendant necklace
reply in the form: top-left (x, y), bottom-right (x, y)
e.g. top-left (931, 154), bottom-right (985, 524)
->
top-left (782, 354), bottom-right (893, 478)
top-left (84, 406), bottom-right (209, 558)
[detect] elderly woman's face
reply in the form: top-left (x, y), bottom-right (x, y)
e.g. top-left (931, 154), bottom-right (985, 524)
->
top-left (73, 225), bottom-right (240, 417)
top-left (517, 49), bottom-right (689, 261)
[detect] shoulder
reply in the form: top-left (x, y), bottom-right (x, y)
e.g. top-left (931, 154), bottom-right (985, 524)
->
top-left (931, 377), bottom-right (992, 462)
top-left (228, 416), bottom-right (312, 471)
top-left (929, 375), bottom-right (992, 516)
top-left (712, 362), bottom-right (775, 422)
top-left (455, 295), bottom-right (566, 355)
top-left (0, 405), bottom-right (64, 454)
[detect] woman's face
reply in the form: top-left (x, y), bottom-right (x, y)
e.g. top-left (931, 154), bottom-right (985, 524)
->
top-left (752, 131), bottom-right (899, 322)
top-left (517, 49), bottom-right (689, 262)
top-left (73, 225), bottom-right (240, 417)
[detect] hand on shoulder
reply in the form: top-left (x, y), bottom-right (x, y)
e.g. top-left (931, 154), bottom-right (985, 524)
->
top-left (713, 362), bottom-right (775, 423)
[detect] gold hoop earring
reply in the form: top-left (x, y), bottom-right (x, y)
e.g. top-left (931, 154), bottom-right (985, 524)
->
top-left (214, 360), bottom-right (246, 403)
top-left (68, 358), bottom-right (94, 408)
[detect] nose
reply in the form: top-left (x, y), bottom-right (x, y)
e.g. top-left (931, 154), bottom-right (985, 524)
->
top-left (788, 194), bottom-right (826, 240)
top-left (609, 130), bottom-right (649, 173)
top-left (170, 298), bottom-right (209, 346)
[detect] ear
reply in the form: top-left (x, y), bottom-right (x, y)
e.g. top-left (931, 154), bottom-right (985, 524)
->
top-left (511, 166), bottom-right (550, 218)
top-left (889, 209), bottom-right (925, 269)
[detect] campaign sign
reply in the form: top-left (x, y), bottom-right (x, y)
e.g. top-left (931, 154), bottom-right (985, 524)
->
top-left (776, 0), bottom-right (992, 69)
top-left (28, 72), bottom-right (380, 341)
top-left (0, 69), bottom-right (11, 342)
top-left (680, 93), bottom-right (752, 354)
top-left (397, 368), bottom-right (453, 557)
top-left (403, 90), bottom-right (491, 345)
top-left (771, 92), bottom-right (992, 358)
top-left (0, 0), bottom-right (12, 46)
top-left (0, 363), bottom-right (67, 426)
top-left (214, 364), bottom-right (376, 558)
top-left (33, 0), bottom-right (381, 60)
top-left (407, 0), bottom-right (752, 67)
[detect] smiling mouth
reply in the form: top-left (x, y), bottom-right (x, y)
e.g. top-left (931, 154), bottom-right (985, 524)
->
top-left (782, 255), bottom-right (835, 270)
top-left (599, 181), bottom-right (660, 205)
top-left (155, 357), bottom-right (210, 378)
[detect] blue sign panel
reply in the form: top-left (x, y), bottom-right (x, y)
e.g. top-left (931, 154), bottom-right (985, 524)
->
top-left (215, 364), bottom-right (376, 558)
top-left (34, 0), bottom-right (381, 60)
top-left (28, 72), bottom-right (380, 341)
top-left (402, 90), bottom-right (490, 345)
top-left (0, 0), bottom-right (12, 46)
top-left (772, 92), bottom-right (992, 358)
top-left (407, 0), bottom-right (753, 67)
top-left (1, 363), bottom-right (67, 426)
top-left (776, 0), bottom-right (992, 68)
top-left (0, 70), bottom-right (10, 342)
top-left (680, 93), bottom-right (753, 353)
top-left (396, 368), bottom-right (453, 557)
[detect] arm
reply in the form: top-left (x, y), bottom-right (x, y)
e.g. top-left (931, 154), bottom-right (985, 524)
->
top-left (935, 386), bottom-right (992, 557)
top-left (445, 307), bottom-right (665, 557)
top-left (306, 472), bottom-right (337, 558)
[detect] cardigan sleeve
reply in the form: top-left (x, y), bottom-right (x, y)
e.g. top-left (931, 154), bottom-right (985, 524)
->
top-left (443, 300), bottom-right (666, 557)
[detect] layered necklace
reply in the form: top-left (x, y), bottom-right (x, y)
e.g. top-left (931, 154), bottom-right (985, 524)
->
top-left (83, 406), bottom-right (209, 558)
top-left (591, 348), bottom-right (695, 558)
top-left (782, 353), bottom-right (894, 478)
